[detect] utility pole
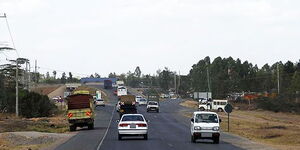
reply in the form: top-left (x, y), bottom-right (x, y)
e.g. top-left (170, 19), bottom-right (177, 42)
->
top-left (16, 60), bottom-right (19, 117)
top-left (277, 63), bottom-right (280, 95)
top-left (178, 71), bottom-right (181, 94)
top-left (35, 60), bottom-right (37, 83)
top-left (206, 62), bottom-right (211, 92)
top-left (174, 73), bottom-right (177, 94)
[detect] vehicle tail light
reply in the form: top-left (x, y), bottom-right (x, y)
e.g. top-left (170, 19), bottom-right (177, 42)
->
top-left (119, 123), bottom-right (129, 127)
top-left (86, 111), bottom-right (92, 116)
top-left (67, 113), bottom-right (73, 118)
top-left (137, 123), bottom-right (147, 127)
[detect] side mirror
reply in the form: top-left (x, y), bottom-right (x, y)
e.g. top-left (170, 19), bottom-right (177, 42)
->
top-left (116, 120), bottom-right (119, 123)
top-left (191, 118), bottom-right (194, 122)
top-left (219, 119), bottom-right (222, 123)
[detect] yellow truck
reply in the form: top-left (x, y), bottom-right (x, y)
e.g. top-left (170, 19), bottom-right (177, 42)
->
top-left (66, 90), bottom-right (95, 131)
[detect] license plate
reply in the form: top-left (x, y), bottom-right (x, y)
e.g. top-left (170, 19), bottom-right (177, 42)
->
top-left (202, 133), bottom-right (212, 137)
top-left (130, 124), bottom-right (136, 128)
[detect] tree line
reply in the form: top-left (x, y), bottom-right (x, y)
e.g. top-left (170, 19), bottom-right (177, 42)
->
top-left (109, 56), bottom-right (300, 99)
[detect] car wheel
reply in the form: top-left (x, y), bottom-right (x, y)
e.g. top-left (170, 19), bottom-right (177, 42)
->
top-left (199, 107), bottom-right (205, 111)
top-left (218, 108), bottom-right (223, 112)
top-left (118, 134), bottom-right (122, 140)
top-left (69, 125), bottom-right (76, 131)
top-left (156, 109), bottom-right (159, 113)
top-left (191, 135), bottom-right (196, 143)
top-left (144, 134), bottom-right (148, 140)
top-left (213, 137), bottom-right (219, 144)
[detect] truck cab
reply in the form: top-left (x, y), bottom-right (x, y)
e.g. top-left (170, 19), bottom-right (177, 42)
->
top-left (190, 111), bottom-right (221, 143)
top-left (198, 99), bottom-right (227, 112)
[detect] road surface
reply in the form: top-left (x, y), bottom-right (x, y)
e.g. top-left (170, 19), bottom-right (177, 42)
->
top-left (55, 86), bottom-right (267, 150)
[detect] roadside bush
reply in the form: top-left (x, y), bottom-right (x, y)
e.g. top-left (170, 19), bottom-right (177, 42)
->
top-left (255, 96), bottom-right (300, 113)
top-left (19, 90), bottom-right (57, 118)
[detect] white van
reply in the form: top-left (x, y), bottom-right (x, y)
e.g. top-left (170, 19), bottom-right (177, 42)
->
top-left (117, 86), bottom-right (128, 97)
top-left (198, 99), bottom-right (227, 112)
top-left (190, 111), bottom-right (221, 143)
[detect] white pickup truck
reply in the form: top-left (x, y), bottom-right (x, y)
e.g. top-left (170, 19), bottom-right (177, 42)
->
top-left (190, 111), bottom-right (221, 144)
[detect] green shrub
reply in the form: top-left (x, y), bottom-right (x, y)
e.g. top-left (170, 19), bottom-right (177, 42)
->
top-left (19, 90), bottom-right (57, 118)
top-left (255, 96), bottom-right (300, 113)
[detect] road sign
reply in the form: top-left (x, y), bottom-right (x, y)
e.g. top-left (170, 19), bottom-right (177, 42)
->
top-left (224, 103), bottom-right (233, 132)
top-left (224, 104), bottom-right (233, 113)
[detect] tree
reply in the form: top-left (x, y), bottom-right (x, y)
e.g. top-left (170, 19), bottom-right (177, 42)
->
top-left (158, 67), bottom-right (174, 91)
top-left (108, 72), bottom-right (117, 78)
top-left (134, 66), bottom-right (142, 78)
top-left (46, 72), bottom-right (50, 79)
top-left (53, 71), bottom-right (57, 79)
top-left (68, 72), bottom-right (73, 82)
top-left (94, 73), bottom-right (100, 78)
top-left (61, 72), bottom-right (66, 84)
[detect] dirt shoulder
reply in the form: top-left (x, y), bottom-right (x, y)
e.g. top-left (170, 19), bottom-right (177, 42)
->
top-left (180, 100), bottom-right (300, 150)
top-left (0, 114), bottom-right (72, 150)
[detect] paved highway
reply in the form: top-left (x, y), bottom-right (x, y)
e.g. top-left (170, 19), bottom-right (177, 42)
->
top-left (55, 86), bottom-right (249, 150)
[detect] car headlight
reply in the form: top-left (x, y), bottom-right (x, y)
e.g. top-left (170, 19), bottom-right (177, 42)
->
top-left (212, 126), bottom-right (219, 131)
top-left (194, 126), bottom-right (201, 130)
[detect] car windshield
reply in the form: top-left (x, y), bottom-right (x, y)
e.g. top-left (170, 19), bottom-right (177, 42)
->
top-left (195, 114), bottom-right (218, 123)
top-left (122, 115), bottom-right (144, 122)
top-left (140, 99), bottom-right (146, 102)
top-left (148, 102), bottom-right (157, 105)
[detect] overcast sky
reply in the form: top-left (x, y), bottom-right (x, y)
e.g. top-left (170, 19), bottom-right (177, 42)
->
top-left (0, 0), bottom-right (299, 77)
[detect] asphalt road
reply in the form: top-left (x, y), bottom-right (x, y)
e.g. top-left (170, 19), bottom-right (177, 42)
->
top-left (55, 85), bottom-right (247, 150)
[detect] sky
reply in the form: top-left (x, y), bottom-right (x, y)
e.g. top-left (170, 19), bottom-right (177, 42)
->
top-left (0, 0), bottom-right (299, 77)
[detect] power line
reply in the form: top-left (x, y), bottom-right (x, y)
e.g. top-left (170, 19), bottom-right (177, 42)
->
top-left (1, 13), bottom-right (20, 57)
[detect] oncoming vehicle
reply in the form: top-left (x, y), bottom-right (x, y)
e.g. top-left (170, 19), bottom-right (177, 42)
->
top-left (95, 99), bottom-right (105, 107)
top-left (190, 111), bottom-right (221, 144)
top-left (147, 101), bottom-right (159, 113)
top-left (198, 99), bottom-right (227, 112)
top-left (117, 114), bottom-right (148, 140)
top-left (138, 98), bottom-right (147, 106)
top-left (135, 95), bottom-right (142, 103)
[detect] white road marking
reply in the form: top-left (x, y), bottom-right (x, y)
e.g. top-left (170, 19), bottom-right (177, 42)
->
top-left (96, 106), bottom-right (115, 150)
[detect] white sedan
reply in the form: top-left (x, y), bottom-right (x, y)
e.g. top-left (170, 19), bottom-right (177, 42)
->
top-left (117, 114), bottom-right (148, 140)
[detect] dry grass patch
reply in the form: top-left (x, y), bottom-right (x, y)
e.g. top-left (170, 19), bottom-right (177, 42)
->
top-left (0, 114), bottom-right (68, 133)
top-left (180, 100), bottom-right (300, 150)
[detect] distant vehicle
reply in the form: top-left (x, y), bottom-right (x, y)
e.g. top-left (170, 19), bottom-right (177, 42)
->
top-left (112, 83), bottom-right (118, 88)
top-left (104, 80), bottom-right (113, 89)
top-left (198, 99), bottom-right (227, 112)
top-left (160, 94), bottom-right (169, 98)
top-left (116, 101), bottom-right (121, 112)
top-left (138, 98), bottom-right (147, 106)
top-left (116, 80), bottom-right (125, 87)
top-left (117, 86), bottom-right (128, 97)
top-left (194, 92), bottom-right (212, 100)
top-left (135, 95), bottom-right (143, 103)
top-left (190, 111), bottom-right (221, 144)
top-left (117, 114), bottom-right (148, 140)
top-left (95, 99), bottom-right (105, 107)
top-left (113, 90), bottom-right (118, 95)
top-left (118, 95), bottom-right (137, 118)
top-left (147, 101), bottom-right (159, 113)
top-left (66, 90), bottom-right (95, 131)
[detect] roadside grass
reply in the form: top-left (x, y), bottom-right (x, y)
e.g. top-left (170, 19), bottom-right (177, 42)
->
top-left (180, 100), bottom-right (300, 150)
top-left (0, 113), bottom-right (68, 133)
